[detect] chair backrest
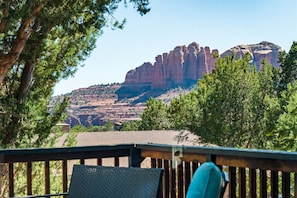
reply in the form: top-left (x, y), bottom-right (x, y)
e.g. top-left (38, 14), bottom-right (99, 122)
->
top-left (186, 162), bottom-right (227, 198)
top-left (67, 165), bottom-right (163, 198)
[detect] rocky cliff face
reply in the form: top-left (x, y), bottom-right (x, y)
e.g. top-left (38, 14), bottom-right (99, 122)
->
top-left (119, 41), bottom-right (281, 98)
top-left (221, 41), bottom-right (281, 70)
top-left (124, 42), bottom-right (217, 90)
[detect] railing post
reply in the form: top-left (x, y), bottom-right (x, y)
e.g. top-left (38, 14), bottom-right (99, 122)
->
top-left (129, 145), bottom-right (144, 167)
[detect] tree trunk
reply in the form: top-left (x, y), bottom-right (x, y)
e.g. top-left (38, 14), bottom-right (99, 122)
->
top-left (18, 61), bottom-right (35, 104)
top-left (0, 3), bottom-right (44, 85)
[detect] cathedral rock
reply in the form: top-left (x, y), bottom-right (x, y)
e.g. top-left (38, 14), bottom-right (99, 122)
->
top-left (118, 41), bottom-right (281, 98)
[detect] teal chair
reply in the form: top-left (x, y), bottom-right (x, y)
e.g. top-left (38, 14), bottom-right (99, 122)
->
top-left (186, 162), bottom-right (229, 198)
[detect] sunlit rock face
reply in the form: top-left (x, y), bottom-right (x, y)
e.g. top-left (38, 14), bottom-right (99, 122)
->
top-left (221, 41), bottom-right (281, 70)
top-left (120, 41), bottom-right (281, 97)
top-left (123, 42), bottom-right (218, 91)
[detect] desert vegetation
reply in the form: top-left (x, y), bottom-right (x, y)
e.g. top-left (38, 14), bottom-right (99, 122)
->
top-left (127, 42), bottom-right (297, 151)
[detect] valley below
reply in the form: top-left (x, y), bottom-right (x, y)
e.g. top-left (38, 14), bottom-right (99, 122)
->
top-left (53, 83), bottom-right (192, 127)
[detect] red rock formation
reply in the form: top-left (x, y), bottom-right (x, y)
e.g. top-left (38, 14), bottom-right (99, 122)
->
top-left (122, 41), bottom-right (281, 93)
top-left (123, 42), bottom-right (218, 91)
top-left (152, 55), bottom-right (166, 89)
top-left (221, 41), bottom-right (281, 70)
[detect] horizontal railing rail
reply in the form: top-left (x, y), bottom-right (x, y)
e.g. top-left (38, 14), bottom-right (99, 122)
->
top-left (0, 143), bottom-right (297, 198)
top-left (137, 144), bottom-right (297, 171)
top-left (0, 144), bottom-right (135, 163)
top-left (137, 144), bottom-right (297, 198)
top-left (0, 144), bottom-right (138, 198)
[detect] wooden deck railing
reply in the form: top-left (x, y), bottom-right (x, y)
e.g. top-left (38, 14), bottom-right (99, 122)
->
top-left (0, 143), bottom-right (297, 198)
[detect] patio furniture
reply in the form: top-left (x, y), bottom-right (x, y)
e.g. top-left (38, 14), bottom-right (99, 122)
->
top-left (67, 164), bottom-right (163, 198)
top-left (186, 162), bottom-right (229, 198)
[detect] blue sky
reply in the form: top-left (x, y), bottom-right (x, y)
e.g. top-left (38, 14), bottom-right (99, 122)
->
top-left (53, 0), bottom-right (297, 95)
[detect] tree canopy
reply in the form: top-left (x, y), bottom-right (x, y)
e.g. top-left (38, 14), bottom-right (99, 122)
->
top-left (278, 41), bottom-right (297, 92)
top-left (140, 98), bottom-right (171, 130)
top-left (192, 55), bottom-right (280, 148)
top-left (0, 0), bottom-right (150, 147)
top-left (139, 41), bottom-right (297, 150)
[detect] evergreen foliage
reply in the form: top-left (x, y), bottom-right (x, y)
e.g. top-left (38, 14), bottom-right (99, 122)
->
top-left (0, 0), bottom-right (150, 148)
top-left (140, 42), bottom-right (297, 150)
top-left (70, 121), bottom-right (115, 132)
top-left (167, 90), bottom-right (200, 131)
top-left (140, 98), bottom-right (171, 130)
top-left (272, 81), bottom-right (297, 151)
top-left (120, 120), bottom-right (142, 131)
top-left (279, 41), bottom-right (297, 91)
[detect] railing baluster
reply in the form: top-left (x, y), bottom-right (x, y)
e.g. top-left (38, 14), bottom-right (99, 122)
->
top-left (295, 172), bottom-right (297, 197)
top-left (62, 160), bottom-right (68, 197)
top-left (184, 161), bottom-right (191, 194)
top-left (281, 171), bottom-right (290, 198)
top-left (44, 160), bottom-right (50, 195)
top-left (114, 156), bottom-right (119, 166)
top-left (260, 169), bottom-right (267, 198)
top-left (229, 166), bottom-right (236, 198)
top-left (9, 163), bottom-right (14, 197)
top-left (97, 158), bottom-right (102, 165)
top-left (271, 170), bottom-right (278, 198)
top-left (177, 162), bottom-right (184, 198)
top-left (26, 162), bottom-right (32, 196)
top-left (294, 173), bottom-right (297, 197)
top-left (151, 158), bottom-right (157, 168)
top-left (170, 160), bottom-right (176, 198)
top-left (157, 158), bottom-right (162, 168)
top-left (80, 158), bottom-right (85, 165)
top-left (239, 167), bottom-right (246, 197)
top-left (192, 161), bottom-right (198, 175)
top-left (163, 160), bottom-right (170, 198)
top-left (156, 159), bottom-right (163, 198)
top-left (249, 168), bottom-right (257, 197)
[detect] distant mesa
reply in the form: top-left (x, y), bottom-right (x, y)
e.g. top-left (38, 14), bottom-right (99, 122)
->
top-left (117, 41), bottom-right (282, 99)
